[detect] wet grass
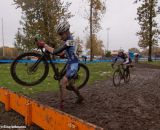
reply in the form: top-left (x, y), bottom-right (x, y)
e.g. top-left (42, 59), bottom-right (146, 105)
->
top-left (0, 62), bottom-right (113, 95)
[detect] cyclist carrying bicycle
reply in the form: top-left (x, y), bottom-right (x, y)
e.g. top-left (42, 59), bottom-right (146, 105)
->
top-left (112, 49), bottom-right (132, 70)
top-left (35, 21), bottom-right (84, 108)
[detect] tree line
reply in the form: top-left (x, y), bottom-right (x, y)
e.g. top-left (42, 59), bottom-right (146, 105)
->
top-left (13, 0), bottom-right (159, 61)
top-left (0, 47), bottom-right (18, 59)
top-left (13, 0), bottom-right (106, 58)
top-left (135, 0), bottom-right (160, 61)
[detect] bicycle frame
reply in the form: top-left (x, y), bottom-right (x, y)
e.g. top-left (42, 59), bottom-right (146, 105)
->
top-left (118, 64), bottom-right (130, 80)
top-left (118, 65), bottom-right (123, 76)
top-left (39, 48), bottom-right (67, 80)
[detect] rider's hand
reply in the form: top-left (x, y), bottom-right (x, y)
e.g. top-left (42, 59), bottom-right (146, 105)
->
top-left (59, 52), bottom-right (65, 58)
top-left (37, 41), bottom-right (45, 48)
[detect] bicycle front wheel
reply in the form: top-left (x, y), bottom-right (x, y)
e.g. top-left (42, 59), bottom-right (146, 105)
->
top-left (113, 69), bottom-right (122, 87)
top-left (124, 70), bottom-right (130, 83)
top-left (10, 52), bottom-right (49, 86)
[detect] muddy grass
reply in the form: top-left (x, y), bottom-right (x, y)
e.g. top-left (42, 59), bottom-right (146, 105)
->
top-left (0, 63), bottom-right (160, 130)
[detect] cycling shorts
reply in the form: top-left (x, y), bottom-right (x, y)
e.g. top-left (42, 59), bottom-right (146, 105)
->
top-left (66, 63), bottom-right (79, 80)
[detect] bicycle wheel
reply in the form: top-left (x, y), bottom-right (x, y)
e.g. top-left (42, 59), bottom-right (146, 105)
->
top-left (67, 63), bottom-right (89, 90)
top-left (113, 69), bottom-right (122, 87)
top-left (10, 52), bottom-right (49, 86)
top-left (124, 70), bottom-right (130, 83)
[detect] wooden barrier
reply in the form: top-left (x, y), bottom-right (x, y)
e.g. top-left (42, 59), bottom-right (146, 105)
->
top-left (0, 87), bottom-right (103, 130)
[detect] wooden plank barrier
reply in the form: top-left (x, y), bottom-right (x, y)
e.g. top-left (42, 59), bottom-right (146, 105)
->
top-left (0, 87), bottom-right (103, 130)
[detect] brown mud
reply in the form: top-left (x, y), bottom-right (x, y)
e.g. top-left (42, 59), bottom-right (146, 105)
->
top-left (0, 63), bottom-right (160, 130)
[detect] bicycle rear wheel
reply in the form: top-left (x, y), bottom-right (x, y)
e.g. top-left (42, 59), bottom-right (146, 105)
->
top-left (67, 63), bottom-right (89, 90)
top-left (113, 69), bottom-right (122, 87)
top-left (10, 52), bottom-right (49, 86)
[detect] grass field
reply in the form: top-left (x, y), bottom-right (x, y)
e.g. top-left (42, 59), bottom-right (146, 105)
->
top-left (0, 63), bottom-right (113, 95)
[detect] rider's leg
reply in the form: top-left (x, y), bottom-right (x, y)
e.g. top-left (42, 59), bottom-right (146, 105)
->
top-left (59, 76), bottom-right (68, 109)
top-left (66, 63), bottom-right (84, 103)
top-left (72, 85), bottom-right (84, 103)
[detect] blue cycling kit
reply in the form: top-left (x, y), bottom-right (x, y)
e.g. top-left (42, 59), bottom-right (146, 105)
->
top-left (64, 35), bottom-right (79, 64)
top-left (113, 53), bottom-right (132, 64)
top-left (52, 35), bottom-right (79, 79)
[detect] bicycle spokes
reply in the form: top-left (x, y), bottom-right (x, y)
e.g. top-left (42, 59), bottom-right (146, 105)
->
top-left (27, 64), bottom-right (39, 75)
top-left (12, 54), bottom-right (48, 85)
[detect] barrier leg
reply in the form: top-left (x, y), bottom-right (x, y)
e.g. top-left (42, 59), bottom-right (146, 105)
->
top-left (25, 101), bottom-right (32, 126)
top-left (5, 92), bottom-right (11, 111)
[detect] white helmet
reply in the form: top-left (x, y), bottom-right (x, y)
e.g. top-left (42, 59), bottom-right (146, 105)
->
top-left (118, 49), bottom-right (124, 53)
top-left (55, 21), bottom-right (70, 34)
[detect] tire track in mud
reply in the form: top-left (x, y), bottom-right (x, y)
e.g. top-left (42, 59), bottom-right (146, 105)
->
top-left (34, 66), bottom-right (160, 130)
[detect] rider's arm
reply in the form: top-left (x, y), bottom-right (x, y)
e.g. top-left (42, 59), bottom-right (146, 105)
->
top-left (52, 44), bottom-right (68, 55)
top-left (44, 44), bottom-right (54, 53)
top-left (53, 40), bottom-right (75, 55)
top-left (123, 54), bottom-right (130, 64)
top-left (43, 43), bottom-right (68, 55)
top-left (44, 40), bottom-right (75, 55)
top-left (123, 58), bottom-right (129, 64)
top-left (113, 56), bottom-right (118, 64)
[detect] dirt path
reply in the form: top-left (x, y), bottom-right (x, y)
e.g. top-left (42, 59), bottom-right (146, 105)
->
top-left (0, 64), bottom-right (160, 130)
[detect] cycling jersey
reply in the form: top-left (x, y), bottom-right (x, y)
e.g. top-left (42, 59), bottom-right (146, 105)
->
top-left (52, 35), bottom-right (79, 64)
top-left (114, 53), bottom-right (132, 65)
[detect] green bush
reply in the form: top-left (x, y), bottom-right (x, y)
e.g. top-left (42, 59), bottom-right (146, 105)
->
top-left (105, 51), bottom-right (111, 57)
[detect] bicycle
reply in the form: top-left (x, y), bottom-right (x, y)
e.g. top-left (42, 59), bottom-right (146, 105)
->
top-left (10, 47), bottom-right (89, 91)
top-left (112, 64), bottom-right (131, 87)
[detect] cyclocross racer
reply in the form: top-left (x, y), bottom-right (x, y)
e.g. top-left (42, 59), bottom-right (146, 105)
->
top-left (35, 21), bottom-right (84, 109)
top-left (112, 49), bottom-right (132, 69)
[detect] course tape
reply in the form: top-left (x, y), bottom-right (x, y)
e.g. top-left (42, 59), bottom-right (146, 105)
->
top-left (0, 59), bottom-right (113, 64)
top-left (1, 58), bottom-right (159, 64)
